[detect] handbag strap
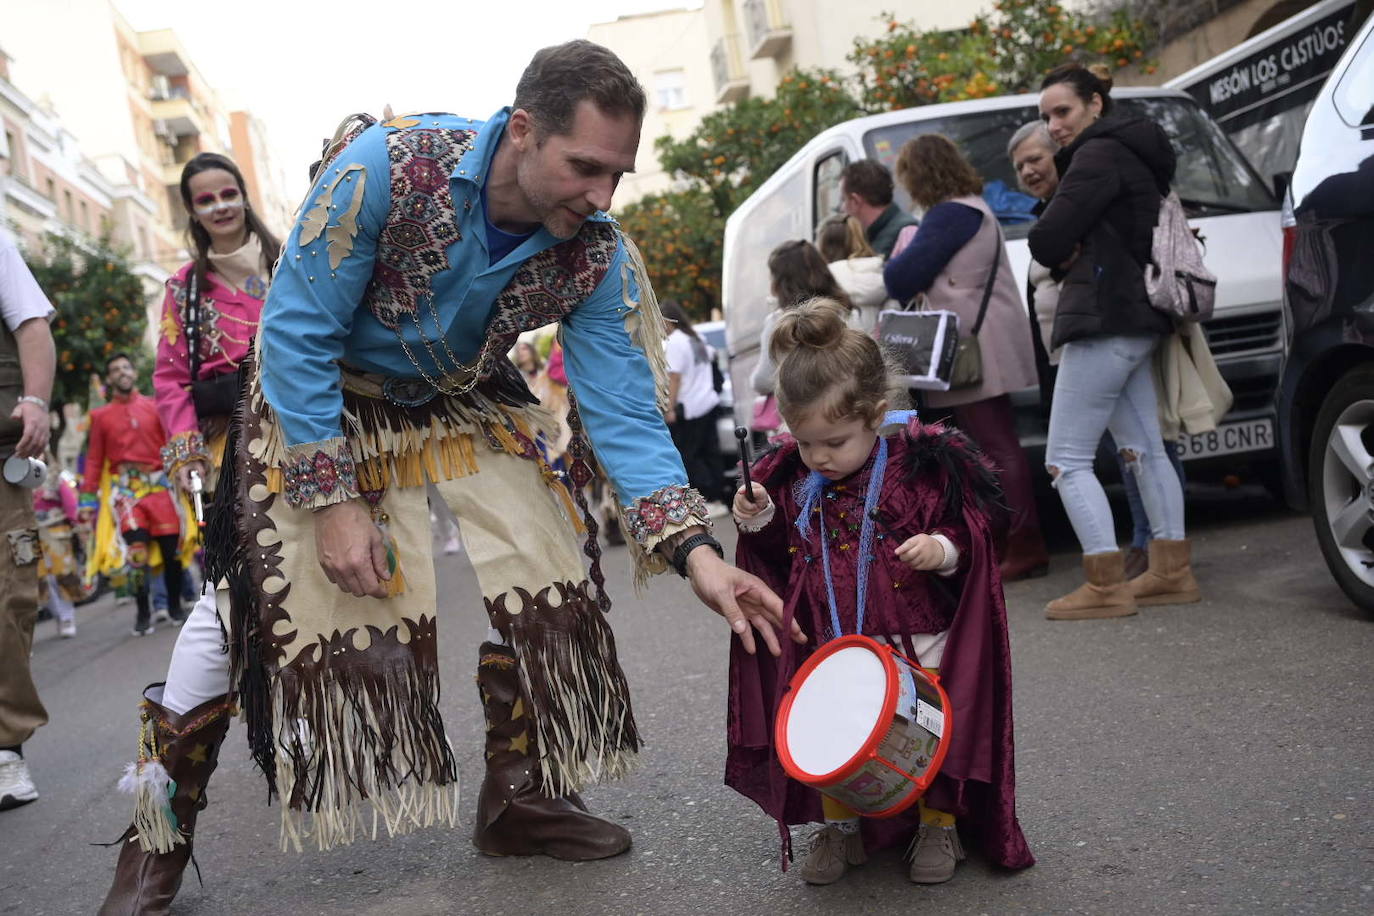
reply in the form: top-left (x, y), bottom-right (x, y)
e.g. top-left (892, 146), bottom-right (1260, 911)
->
top-left (971, 216), bottom-right (1002, 337)
top-left (185, 269), bottom-right (202, 382)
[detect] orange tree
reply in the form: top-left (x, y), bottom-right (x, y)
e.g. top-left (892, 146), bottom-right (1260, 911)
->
top-left (619, 67), bottom-right (861, 319)
top-left (617, 187), bottom-right (724, 318)
top-left (23, 231), bottom-right (150, 411)
top-left (850, 2), bottom-right (1153, 111)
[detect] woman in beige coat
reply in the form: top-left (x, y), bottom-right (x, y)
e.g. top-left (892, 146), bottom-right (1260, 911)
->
top-left (884, 134), bottom-right (1048, 580)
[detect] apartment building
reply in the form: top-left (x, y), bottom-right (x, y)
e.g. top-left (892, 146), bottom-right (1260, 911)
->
top-left (0, 51), bottom-right (119, 251)
top-left (592, 0), bottom-right (986, 204)
top-left (1, 0), bottom-right (289, 275)
top-left (702, 0), bottom-right (980, 104)
top-left (588, 8), bottom-right (716, 201)
top-left (229, 110), bottom-right (294, 236)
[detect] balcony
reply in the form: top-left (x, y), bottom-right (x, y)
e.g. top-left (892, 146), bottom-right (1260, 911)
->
top-left (137, 30), bottom-right (190, 77)
top-left (711, 34), bottom-right (750, 105)
top-left (743, 0), bottom-right (792, 60)
top-left (150, 96), bottom-right (203, 138)
top-left (2, 174), bottom-right (57, 220)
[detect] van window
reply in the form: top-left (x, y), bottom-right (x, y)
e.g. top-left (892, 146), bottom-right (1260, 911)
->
top-left (813, 151), bottom-right (848, 232)
top-left (864, 105), bottom-right (1041, 236)
top-left (862, 96), bottom-right (1275, 234)
top-left (1333, 26), bottom-right (1374, 128)
top-left (724, 166), bottom-right (808, 358)
top-left (1124, 97), bottom-right (1276, 215)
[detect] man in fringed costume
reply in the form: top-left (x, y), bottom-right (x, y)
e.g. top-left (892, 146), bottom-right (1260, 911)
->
top-left (99, 40), bottom-right (790, 913)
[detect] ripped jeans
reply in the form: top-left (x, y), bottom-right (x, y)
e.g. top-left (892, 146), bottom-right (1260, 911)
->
top-left (1045, 334), bottom-right (1185, 555)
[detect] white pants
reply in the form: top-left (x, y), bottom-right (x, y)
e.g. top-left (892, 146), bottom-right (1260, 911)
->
top-left (44, 575), bottom-right (75, 624)
top-left (161, 591), bottom-right (230, 715)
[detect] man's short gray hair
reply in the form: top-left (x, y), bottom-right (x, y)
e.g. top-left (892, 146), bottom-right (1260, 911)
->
top-left (1007, 120), bottom-right (1054, 160)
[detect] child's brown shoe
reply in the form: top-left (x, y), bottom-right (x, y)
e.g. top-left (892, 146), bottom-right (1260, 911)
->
top-left (906, 823), bottom-right (965, 884)
top-left (797, 824), bottom-right (866, 885)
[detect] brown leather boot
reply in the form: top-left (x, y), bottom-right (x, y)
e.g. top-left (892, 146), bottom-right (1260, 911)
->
top-left (1045, 551), bottom-right (1138, 620)
top-left (471, 643), bottom-right (631, 860)
top-left (99, 686), bottom-right (233, 916)
top-left (1128, 538), bottom-right (1201, 606)
top-left (999, 525), bottom-right (1050, 582)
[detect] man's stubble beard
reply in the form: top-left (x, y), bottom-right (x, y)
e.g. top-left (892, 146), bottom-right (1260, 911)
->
top-left (516, 152), bottom-right (581, 241)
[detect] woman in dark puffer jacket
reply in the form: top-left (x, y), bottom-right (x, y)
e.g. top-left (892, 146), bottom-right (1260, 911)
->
top-left (1027, 63), bottom-right (1200, 620)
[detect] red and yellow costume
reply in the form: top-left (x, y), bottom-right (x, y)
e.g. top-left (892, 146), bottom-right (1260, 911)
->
top-left (79, 390), bottom-right (184, 575)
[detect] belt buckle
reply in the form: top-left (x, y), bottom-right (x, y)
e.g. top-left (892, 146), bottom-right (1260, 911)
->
top-left (382, 376), bottom-right (438, 407)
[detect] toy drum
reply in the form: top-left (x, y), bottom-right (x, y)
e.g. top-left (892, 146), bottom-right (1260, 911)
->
top-left (775, 634), bottom-right (951, 818)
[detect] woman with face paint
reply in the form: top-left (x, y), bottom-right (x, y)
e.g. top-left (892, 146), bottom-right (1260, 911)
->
top-left (153, 153), bottom-right (282, 497)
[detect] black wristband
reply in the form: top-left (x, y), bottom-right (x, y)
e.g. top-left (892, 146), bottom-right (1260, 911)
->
top-left (672, 532), bottom-right (723, 578)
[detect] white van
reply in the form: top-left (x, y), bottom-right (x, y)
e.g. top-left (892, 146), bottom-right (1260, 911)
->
top-left (723, 88), bottom-right (1284, 472)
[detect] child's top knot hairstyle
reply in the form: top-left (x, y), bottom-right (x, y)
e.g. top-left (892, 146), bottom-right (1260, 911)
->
top-left (771, 297), bottom-right (893, 426)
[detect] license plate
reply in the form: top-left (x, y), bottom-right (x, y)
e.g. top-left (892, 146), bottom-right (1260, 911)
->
top-left (1180, 418), bottom-right (1274, 460)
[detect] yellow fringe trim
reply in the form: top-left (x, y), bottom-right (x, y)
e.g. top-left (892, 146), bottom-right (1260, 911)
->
top-left (248, 354), bottom-right (560, 498)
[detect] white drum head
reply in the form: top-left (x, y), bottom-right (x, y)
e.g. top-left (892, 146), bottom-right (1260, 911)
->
top-left (785, 644), bottom-right (887, 776)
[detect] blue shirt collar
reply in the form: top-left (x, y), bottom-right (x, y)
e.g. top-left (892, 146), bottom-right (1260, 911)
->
top-left (455, 106), bottom-right (615, 226)
top-left (451, 107), bottom-right (510, 190)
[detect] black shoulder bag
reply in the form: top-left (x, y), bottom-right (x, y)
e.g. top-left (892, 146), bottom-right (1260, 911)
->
top-left (185, 270), bottom-right (243, 418)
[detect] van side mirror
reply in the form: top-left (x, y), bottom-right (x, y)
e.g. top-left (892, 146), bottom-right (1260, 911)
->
top-left (1272, 171), bottom-right (1292, 200)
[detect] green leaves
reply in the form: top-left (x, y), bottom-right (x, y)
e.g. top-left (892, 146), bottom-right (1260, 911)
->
top-left (24, 232), bottom-right (151, 409)
top-left (849, 3), bottom-right (1154, 111)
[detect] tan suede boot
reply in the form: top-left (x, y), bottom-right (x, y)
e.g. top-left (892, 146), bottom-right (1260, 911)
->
top-left (1128, 538), bottom-right (1201, 606)
top-left (796, 824), bottom-right (867, 885)
top-left (1045, 551), bottom-right (1138, 620)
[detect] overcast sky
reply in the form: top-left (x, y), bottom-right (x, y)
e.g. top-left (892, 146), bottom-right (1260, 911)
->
top-left (114, 0), bottom-right (701, 203)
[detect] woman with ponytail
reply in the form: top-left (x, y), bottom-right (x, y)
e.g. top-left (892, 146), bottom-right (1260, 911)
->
top-left (1028, 63), bottom-right (1198, 619)
top-left (154, 152), bottom-right (281, 494)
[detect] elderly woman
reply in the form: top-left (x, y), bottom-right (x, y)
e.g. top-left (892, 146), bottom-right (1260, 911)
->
top-left (884, 134), bottom-right (1048, 581)
top-left (1009, 120), bottom-right (1065, 411)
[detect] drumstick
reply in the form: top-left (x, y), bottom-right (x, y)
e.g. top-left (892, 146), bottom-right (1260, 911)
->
top-left (735, 426), bottom-right (757, 505)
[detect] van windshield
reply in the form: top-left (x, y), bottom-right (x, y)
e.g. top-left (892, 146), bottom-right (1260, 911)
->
top-left (861, 96), bottom-right (1275, 237)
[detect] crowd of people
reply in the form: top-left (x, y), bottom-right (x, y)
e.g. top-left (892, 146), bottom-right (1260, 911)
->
top-left (0, 41), bottom-right (1230, 911)
top-left (750, 63), bottom-right (1223, 628)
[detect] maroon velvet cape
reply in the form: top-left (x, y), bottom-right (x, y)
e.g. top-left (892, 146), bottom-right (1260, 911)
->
top-left (726, 420), bottom-right (1034, 870)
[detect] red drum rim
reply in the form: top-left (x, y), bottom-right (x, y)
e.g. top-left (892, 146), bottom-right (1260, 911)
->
top-left (775, 634), bottom-right (897, 785)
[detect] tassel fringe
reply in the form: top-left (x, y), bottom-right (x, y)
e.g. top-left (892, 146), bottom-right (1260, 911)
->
top-left (269, 637), bottom-right (460, 852)
top-left (498, 582), bottom-right (641, 796)
top-left (118, 760), bottom-right (183, 854)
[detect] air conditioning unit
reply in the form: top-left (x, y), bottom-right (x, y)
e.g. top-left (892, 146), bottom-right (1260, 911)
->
top-left (153, 119), bottom-right (174, 142)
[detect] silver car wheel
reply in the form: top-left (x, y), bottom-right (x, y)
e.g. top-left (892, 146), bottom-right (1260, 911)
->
top-left (1319, 398), bottom-right (1374, 589)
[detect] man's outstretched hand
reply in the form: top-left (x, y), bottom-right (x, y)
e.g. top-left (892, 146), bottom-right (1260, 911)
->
top-left (684, 546), bottom-right (805, 656)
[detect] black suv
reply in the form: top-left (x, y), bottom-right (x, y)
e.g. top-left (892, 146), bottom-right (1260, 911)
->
top-left (1276, 9), bottom-right (1374, 611)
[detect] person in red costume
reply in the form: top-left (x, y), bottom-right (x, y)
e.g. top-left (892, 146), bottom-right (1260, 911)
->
top-left (79, 353), bottom-right (186, 636)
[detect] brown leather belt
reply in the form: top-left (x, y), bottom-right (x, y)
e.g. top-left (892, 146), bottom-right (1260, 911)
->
top-left (339, 363), bottom-right (477, 406)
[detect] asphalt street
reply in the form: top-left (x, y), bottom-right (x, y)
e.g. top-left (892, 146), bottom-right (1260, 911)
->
top-left (5, 483), bottom-right (1372, 915)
